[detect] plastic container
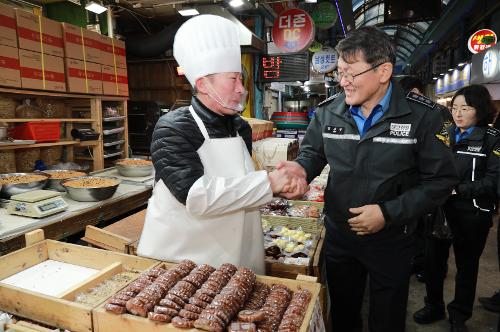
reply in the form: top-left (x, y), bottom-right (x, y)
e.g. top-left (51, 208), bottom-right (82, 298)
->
top-left (10, 121), bottom-right (61, 142)
top-left (271, 112), bottom-right (309, 129)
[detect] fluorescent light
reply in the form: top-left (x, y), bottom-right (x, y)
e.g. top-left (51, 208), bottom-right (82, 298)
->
top-left (440, 73), bottom-right (445, 76)
top-left (229, 0), bottom-right (244, 7)
top-left (305, 0), bottom-right (317, 2)
top-left (448, 68), bottom-right (454, 72)
top-left (433, 77), bottom-right (438, 80)
top-left (178, 8), bottom-right (199, 16)
top-left (458, 62), bottom-right (466, 66)
top-left (85, 1), bottom-right (107, 14)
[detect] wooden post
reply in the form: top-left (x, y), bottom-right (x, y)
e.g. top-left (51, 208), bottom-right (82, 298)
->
top-left (25, 229), bottom-right (45, 247)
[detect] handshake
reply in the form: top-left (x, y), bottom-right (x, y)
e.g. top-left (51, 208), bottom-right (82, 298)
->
top-left (268, 161), bottom-right (309, 199)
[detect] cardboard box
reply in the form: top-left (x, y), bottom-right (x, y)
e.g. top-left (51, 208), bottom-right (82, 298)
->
top-left (0, 4), bottom-right (17, 47)
top-left (98, 34), bottom-right (114, 66)
top-left (16, 10), bottom-right (64, 57)
top-left (116, 66), bottom-right (128, 96)
top-left (19, 49), bottom-right (66, 91)
top-left (112, 38), bottom-right (126, 68)
top-left (0, 45), bottom-right (21, 87)
top-left (62, 22), bottom-right (84, 61)
top-left (65, 58), bottom-right (102, 94)
top-left (101, 64), bottom-right (116, 95)
top-left (102, 65), bottom-right (128, 96)
top-left (82, 28), bottom-right (102, 64)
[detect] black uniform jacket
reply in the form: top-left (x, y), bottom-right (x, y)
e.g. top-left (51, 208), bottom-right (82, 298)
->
top-left (150, 97), bottom-right (252, 205)
top-left (296, 82), bottom-right (459, 241)
top-left (445, 125), bottom-right (500, 214)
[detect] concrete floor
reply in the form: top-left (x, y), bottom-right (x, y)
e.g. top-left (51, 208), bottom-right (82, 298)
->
top-left (358, 219), bottom-right (500, 332)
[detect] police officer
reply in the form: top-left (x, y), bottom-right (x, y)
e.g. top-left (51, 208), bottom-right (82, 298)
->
top-left (399, 76), bottom-right (454, 282)
top-left (277, 26), bottom-right (458, 332)
top-left (414, 85), bottom-right (500, 332)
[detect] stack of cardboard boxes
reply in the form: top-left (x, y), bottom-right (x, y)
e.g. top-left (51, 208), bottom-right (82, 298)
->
top-left (0, 3), bottom-right (128, 96)
top-left (0, 4), bottom-right (21, 88)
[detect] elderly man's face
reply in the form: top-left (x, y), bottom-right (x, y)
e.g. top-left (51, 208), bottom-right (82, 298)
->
top-left (203, 72), bottom-right (247, 115)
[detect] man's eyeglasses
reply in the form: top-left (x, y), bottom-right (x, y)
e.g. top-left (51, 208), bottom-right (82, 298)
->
top-left (336, 62), bottom-right (385, 84)
top-left (451, 106), bottom-right (475, 114)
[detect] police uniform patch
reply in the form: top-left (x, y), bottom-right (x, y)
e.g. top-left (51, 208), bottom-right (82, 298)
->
top-left (406, 92), bottom-right (436, 109)
top-left (324, 126), bottom-right (345, 134)
top-left (435, 121), bottom-right (451, 147)
top-left (486, 126), bottom-right (500, 137)
top-left (493, 146), bottom-right (500, 157)
top-left (435, 133), bottom-right (450, 147)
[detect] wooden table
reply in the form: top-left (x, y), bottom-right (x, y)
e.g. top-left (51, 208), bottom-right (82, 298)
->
top-left (0, 186), bottom-right (152, 256)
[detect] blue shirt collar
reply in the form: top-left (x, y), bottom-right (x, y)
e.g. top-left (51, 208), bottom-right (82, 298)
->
top-left (455, 126), bottom-right (475, 142)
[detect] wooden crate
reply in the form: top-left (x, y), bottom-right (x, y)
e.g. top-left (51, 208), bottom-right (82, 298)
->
top-left (289, 200), bottom-right (324, 210)
top-left (92, 263), bottom-right (322, 332)
top-left (265, 227), bottom-right (325, 280)
top-left (82, 209), bottom-right (146, 253)
top-left (0, 231), bottom-right (159, 332)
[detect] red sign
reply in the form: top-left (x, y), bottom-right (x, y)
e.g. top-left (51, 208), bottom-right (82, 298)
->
top-left (272, 9), bottom-right (315, 53)
top-left (468, 29), bottom-right (497, 54)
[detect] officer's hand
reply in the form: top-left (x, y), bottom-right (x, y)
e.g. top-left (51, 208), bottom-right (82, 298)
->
top-left (280, 176), bottom-right (308, 199)
top-left (348, 204), bottom-right (385, 236)
top-left (268, 168), bottom-right (292, 194)
top-left (276, 161), bottom-right (308, 199)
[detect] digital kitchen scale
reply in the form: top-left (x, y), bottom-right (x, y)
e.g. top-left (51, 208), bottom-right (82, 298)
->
top-left (7, 190), bottom-right (68, 218)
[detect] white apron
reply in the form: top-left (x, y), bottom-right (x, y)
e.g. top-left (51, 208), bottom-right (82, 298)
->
top-left (137, 106), bottom-right (268, 274)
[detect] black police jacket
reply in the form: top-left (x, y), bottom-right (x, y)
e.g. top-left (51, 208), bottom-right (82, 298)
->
top-left (296, 82), bottom-right (459, 241)
top-left (150, 97), bottom-right (252, 205)
top-left (445, 125), bottom-right (500, 214)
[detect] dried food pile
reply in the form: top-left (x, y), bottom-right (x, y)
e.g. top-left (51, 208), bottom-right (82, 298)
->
top-left (0, 174), bottom-right (47, 185)
top-left (104, 260), bottom-right (312, 332)
top-left (46, 171), bottom-right (86, 179)
top-left (116, 159), bottom-right (152, 167)
top-left (63, 177), bottom-right (119, 188)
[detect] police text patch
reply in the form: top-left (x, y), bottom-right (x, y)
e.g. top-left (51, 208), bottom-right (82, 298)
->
top-left (390, 123), bottom-right (411, 137)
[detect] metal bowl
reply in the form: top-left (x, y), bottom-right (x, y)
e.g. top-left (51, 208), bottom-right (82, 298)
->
top-left (0, 173), bottom-right (49, 198)
top-left (61, 176), bottom-right (121, 202)
top-left (42, 170), bottom-right (88, 192)
top-left (115, 158), bottom-right (153, 177)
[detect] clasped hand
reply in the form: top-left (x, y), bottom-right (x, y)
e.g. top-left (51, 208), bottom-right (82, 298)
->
top-left (268, 161), bottom-right (308, 199)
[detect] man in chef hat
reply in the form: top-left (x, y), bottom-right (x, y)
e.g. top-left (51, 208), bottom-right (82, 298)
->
top-left (137, 15), bottom-right (305, 273)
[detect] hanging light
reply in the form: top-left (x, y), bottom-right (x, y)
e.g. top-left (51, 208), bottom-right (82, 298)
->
top-left (85, 1), bottom-right (107, 14)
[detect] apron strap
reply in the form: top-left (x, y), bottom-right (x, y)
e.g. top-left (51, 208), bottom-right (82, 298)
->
top-left (189, 106), bottom-right (210, 140)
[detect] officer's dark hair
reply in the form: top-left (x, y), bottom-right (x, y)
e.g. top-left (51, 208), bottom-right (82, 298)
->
top-left (335, 26), bottom-right (396, 65)
top-left (451, 85), bottom-right (496, 126)
top-left (399, 76), bottom-right (424, 94)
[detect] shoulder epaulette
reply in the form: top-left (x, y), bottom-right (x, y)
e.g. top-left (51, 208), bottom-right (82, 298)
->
top-left (317, 92), bottom-right (342, 107)
top-left (406, 91), bottom-right (436, 109)
top-left (486, 126), bottom-right (500, 136)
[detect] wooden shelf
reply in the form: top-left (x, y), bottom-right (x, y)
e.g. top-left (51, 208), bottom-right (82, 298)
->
top-left (0, 86), bottom-right (128, 101)
top-left (76, 140), bottom-right (99, 147)
top-left (0, 86), bottom-right (129, 171)
top-left (0, 140), bottom-right (78, 150)
top-left (0, 118), bottom-right (95, 123)
top-left (74, 156), bottom-right (94, 160)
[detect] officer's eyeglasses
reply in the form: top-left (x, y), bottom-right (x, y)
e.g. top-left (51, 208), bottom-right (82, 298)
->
top-left (451, 105), bottom-right (475, 114)
top-left (337, 62), bottom-right (385, 84)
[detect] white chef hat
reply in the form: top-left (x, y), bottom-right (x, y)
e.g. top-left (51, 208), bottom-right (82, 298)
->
top-left (173, 14), bottom-right (241, 87)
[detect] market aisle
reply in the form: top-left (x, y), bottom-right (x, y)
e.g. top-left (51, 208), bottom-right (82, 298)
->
top-left (359, 219), bottom-right (499, 331)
